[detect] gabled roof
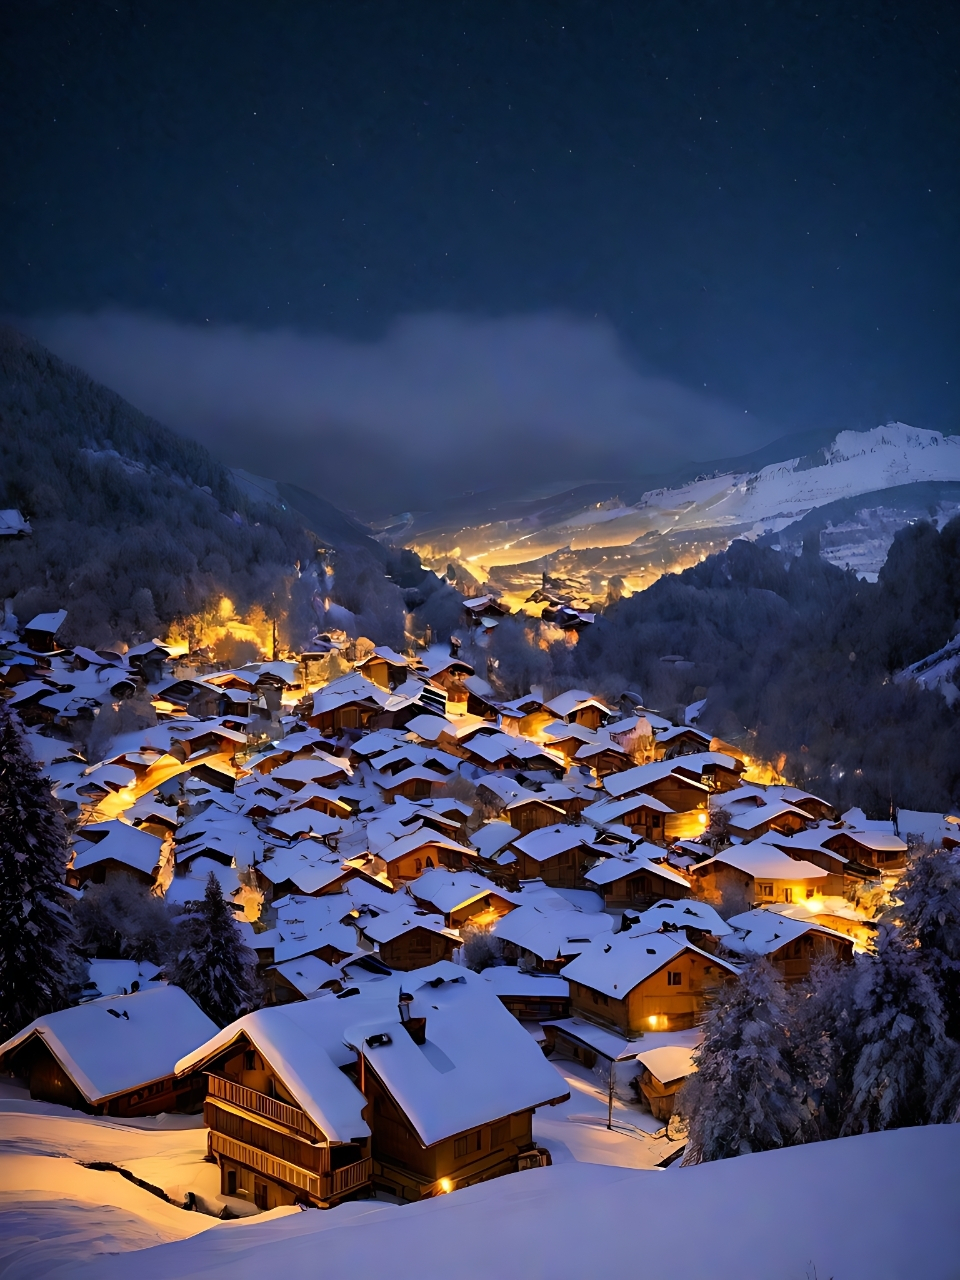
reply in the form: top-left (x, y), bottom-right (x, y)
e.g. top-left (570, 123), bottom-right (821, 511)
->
top-left (0, 985), bottom-right (216, 1103)
top-left (629, 898), bottom-right (732, 936)
top-left (72, 821), bottom-right (165, 877)
top-left (583, 853), bottom-right (689, 890)
top-left (175, 1004), bottom-right (370, 1143)
top-left (492, 900), bottom-right (613, 962)
top-left (357, 905), bottom-right (459, 945)
top-left (375, 828), bottom-right (467, 866)
top-left (544, 689), bottom-right (612, 719)
top-left (409, 868), bottom-right (518, 915)
top-left (603, 759), bottom-right (711, 800)
top-left (344, 972), bottom-right (567, 1146)
top-left (561, 930), bottom-right (738, 998)
top-left (470, 821), bottom-right (522, 858)
top-left (695, 844), bottom-right (828, 882)
top-left (723, 908), bottom-right (852, 956)
top-left (582, 793), bottom-right (675, 826)
top-left (513, 823), bottom-right (593, 862)
top-left (636, 1044), bottom-right (698, 1084)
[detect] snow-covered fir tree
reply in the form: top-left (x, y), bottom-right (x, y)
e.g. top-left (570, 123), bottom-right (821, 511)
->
top-left (791, 958), bottom-right (858, 1141)
top-left (679, 959), bottom-right (808, 1163)
top-left (891, 842), bottom-right (960, 1037)
top-left (169, 873), bottom-right (260, 1026)
top-left (841, 925), bottom-right (952, 1135)
top-left (0, 703), bottom-right (80, 1039)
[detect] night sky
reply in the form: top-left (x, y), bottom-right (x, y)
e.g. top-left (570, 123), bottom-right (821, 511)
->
top-left (2, 1), bottom-right (957, 514)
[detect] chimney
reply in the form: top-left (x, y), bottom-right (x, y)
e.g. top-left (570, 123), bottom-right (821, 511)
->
top-left (398, 991), bottom-right (426, 1045)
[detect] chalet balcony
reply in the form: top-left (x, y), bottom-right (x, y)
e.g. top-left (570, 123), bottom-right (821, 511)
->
top-left (210, 1131), bottom-right (372, 1202)
top-left (207, 1073), bottom-right (325, 1143)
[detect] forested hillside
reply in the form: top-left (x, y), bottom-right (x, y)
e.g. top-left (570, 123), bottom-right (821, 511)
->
top-left (482, 521), bottom-right (960, 816)
top-left (0, 327), bottom-right (390, 649)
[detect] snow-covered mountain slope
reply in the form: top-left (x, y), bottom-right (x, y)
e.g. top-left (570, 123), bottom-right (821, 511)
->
top-left (403, 424), bottom-right (960, 602)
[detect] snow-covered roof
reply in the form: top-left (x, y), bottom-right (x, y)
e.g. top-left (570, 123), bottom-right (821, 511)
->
top-left (271, 954), bottom-right (343, 998)
top-left (478, 968), bottom-right (569, 999)
top-left (258, 847), bottom-right (350, 895)
top-left (470, 821), bottom-right (522, 858)
top-left (629, 898), bottom-right (732, 935)
top-left (582, 793), bottom-right (675, 826)
top-left (561, 930), bottom-right (737, 998)
top-left (409, 868), bottom-right (517, 915)
top-left (263, 809), bottom-right (342, 841)
top-left (723, 908), bottom-right (852, 956)
top-left (175, 1004), bottom-right (371, 1143)
top-left (635, 1044), bottom-right (698, 1083)
top-left (603, 758), bottom-right (712, 800)
top-left (0, 985), bottom-right (217, 1103)
top-left (357, 905), bottom-right (458, 946)
top-left (544, 689), bottom-right (611, 719)
top-left (309, 674), bottom-right (390, 715)
top-left (375, 828), bottom-right (466, 866)
top-left (344, 973), bottom-right (568, 1146)
top-left (583, 852), bottom-right (689, 890)
top-left (72, 821), bottom-right (165, 878)
top-left (492, 901), bottom-right (613, 962)
top-left (404, 713), bottom-right (456, 742)
top-left (25, 609), bottom-right (68, 635)
top-left (83, 958), bottom-right (162, 1000)
top-left (727, 800), bottom-right (812, 832)
top-left (697, 844), bottom-right (828, 881)
top-left (513, 823), bottom-right (592, 862)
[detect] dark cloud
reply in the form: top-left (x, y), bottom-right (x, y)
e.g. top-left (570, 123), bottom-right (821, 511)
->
top-left (24, 310), bottom-right (777, 516)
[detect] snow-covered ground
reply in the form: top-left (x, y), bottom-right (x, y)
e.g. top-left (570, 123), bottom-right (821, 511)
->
top-left (53, 1123), bottom-right (960, 1280)
top-left (0, 1086), bottom-right (292, 1279)
top-left (4, 1074), bottom-right (956, 1279)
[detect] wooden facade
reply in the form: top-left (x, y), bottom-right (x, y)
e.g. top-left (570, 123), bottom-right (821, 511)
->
top-left (690, 858), bottom-right (829, 909)
top-left (513, 845), bottom-right (590, 889)
top-left (568, 949), bottom-right (728, 1035)
top-left (764, 931), bottom-right (854, 984)
top-left (8, 1035), bottom-right (205, 1117)
top-left (363, 1061), bottom-right (547, 1201)
top-left (596, 866), bottom-right (690, 911)
top-left (507, 798), bottom-right (567, 835)
top-left (199, 1040), bottom-right (372, 1210)
top-left (375, 925), bottom-right (459, 971)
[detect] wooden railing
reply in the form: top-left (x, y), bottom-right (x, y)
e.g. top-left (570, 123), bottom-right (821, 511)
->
top-left (210, 1131), bottom-right (322, 1197)
top-left (207, 1074), bottom-right (325, 1142)
top-left (209, 1132), bottom-right (372, 1202)
top-left (330, 1157), bottom-right (373, 1197)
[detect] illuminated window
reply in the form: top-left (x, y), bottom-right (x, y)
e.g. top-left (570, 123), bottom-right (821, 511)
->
top-left (758, 883), bottom-right (774, 898)
top-left (667, 971), bottom-right (682, 986)
top-left (806, 888), bottom-right (815, 899)
top-left (784, 888), bottom-right (793, 903)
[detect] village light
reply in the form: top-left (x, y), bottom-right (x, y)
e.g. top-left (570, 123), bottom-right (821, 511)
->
top-left (439, 1177), bottom-right (453, 1193)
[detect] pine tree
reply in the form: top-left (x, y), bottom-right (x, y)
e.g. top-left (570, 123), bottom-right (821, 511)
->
top-left (841, 926), bottom-right (952, 1134)
top-left (679, 960), bottom-right (808, 1163)
top-left (791, 958), bottom-right (858, 1141)
top-left (890, 843), bottom-right (960, 1037)
top-left (0, 704), bottom-right (81, 1039)
top-left (168, 873), bottom-right (259, 1026)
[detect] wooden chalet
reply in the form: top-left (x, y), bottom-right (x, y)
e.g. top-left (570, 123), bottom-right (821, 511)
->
top-left (688, 843), bottom-right (830, 908)
top-left (175, 1007), bottom-right (374, 1210)
top-left (356, 907), bottom-right (461, 970)
top-left (561, 929), bottom-right (739, 1035)
top-left (505, 793), bottom-right (568, 835)
top-left (0, 986), bottom-right (216, 1117)
top-left (543, 689), bottom-right (614, 731)
top-left (584, 852), bottom-right (691, 910)
top-left (635, 1044), bottom-right (698, 1121)
top-left (651, 725), bottom-right (713, 760)
top-left (372, 830), bottom-right (474, 884)
top-left (304, 674), bottom-right (388, 733)
top-left (68, 821), bottom-right (167, 889)
top-left (21, 609), bottom-right (68, 654)
top-left (582, 793), bottom-right (675, 845)
top-left (355, 646), bottom-right (417, 691)
top-left (724, 908), bottom-right (854, 983)
top-left (820, 828), bottom-right (908, 870)
top-left (346, 969), bottom-right (565, 1200)
top-left (409, 867), bottom-right (517, 929)
top-left (510, 823), bottom-right (595, 888)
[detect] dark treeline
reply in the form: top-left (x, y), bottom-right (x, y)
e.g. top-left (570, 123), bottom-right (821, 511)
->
top-left (478, 520), bottom-right (960, 817)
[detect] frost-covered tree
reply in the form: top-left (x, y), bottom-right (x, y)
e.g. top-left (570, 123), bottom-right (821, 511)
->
top-left (168, 873), bottom-right (260, 1026)
top-left (679, 960), bottom-right (808, 1163)
top-left (0, 703), bottom-right (81, 1038)
top-left (73, 879), bottom-right (173, 963)
top-left (890, 843), bottom-right (960, 1037)
top-left (841, 926), bottom-right (952, 1134)
top-left (791, 958), bottom-right (858, 1141)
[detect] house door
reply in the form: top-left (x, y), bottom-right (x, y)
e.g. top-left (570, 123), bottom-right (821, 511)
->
top-left (254, 1180), bottom-right (269, 1211)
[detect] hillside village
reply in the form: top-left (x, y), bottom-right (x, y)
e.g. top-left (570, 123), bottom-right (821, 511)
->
top-left (2, 598), bottom-right (957, 1223)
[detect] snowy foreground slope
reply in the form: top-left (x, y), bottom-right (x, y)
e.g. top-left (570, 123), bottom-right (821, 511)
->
top-left (44, 1123), bottom-right (960, 1280)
